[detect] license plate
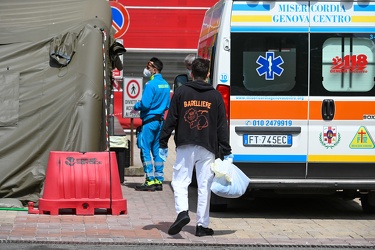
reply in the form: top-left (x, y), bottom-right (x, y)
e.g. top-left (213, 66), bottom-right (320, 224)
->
top-left (243, 134), bottom-right (292, 147)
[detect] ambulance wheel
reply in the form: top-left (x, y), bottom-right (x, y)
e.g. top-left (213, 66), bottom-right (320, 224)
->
top-left (210, 203), bottom-right (227, 212)
top-left (360, 192), bottom-right (375, 214)
top-left (210, 193), bottom-right (228, 212)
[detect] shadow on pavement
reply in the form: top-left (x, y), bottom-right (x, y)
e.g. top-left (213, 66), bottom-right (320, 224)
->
top-left (188, 186), bottom-right (375, 220)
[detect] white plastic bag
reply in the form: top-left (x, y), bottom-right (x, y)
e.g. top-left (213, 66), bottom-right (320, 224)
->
top-left (211, 158), bottom-right (231, 179)
top-left (210, 158), bottom-right (250, 198)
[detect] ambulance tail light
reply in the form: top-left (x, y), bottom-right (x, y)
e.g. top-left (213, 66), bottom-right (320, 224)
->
top-left (216, 84), bottom-right (230, 123)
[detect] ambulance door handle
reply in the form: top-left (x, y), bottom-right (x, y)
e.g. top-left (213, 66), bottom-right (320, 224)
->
top-left (321, 99), bottom-right (335, 121)
top-left (223, 38), bottom-right (230, 51)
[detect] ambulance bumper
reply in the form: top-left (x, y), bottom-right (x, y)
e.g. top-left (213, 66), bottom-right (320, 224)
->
top-left (249, 179), bottom-right (375, 189)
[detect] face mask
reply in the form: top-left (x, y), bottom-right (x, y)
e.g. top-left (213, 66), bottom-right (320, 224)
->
top-left (186, 70), bottom-right (192, 77)
top-left (143, 68), bottom-right (151, 78)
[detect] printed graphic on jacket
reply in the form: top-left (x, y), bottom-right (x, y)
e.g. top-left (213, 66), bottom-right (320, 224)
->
top-left (184, 108), bottom-right (208, 130)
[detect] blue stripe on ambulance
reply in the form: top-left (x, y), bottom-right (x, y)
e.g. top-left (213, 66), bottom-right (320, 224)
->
top-left (235, 155), bottom-right (307, 163)
top-left (231, 26), bottom-right (308, 33)
top-left (232, 3), bottom-right (270, 11)
top-left (354, 5), bottom-right (375, 12)
top-left (310, 27), bottom-right (374, 33)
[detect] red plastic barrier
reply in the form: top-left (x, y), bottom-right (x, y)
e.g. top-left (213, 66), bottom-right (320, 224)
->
top-left (28, 151), bottom-right (127, 215)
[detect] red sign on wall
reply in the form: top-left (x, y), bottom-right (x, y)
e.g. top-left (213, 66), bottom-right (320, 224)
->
top-left (115, 0), bottom-right (218, 49)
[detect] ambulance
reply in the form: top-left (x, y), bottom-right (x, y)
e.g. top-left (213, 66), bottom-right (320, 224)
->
top-left (197, 0), bottom-right (375, 212)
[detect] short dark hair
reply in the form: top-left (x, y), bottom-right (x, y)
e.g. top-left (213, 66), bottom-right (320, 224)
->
top-left (149, 57), bottom-right (163, 72)
top-left (191, 58), bottom-right (209, 80)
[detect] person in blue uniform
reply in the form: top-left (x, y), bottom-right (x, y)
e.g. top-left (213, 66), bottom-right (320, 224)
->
top-left (133, 57), bottom-right (171, 191)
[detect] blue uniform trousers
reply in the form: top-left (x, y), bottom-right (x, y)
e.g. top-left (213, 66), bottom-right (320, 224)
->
top-left (137, 120), bottom-right (164, 182)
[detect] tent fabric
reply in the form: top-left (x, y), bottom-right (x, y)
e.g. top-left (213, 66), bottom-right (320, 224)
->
top-left (49, 32), bottom-right (78, 67)
top-left (0, 0), bottom-right (114, 202)
top-left (0, 72), bottom-right (19, 126)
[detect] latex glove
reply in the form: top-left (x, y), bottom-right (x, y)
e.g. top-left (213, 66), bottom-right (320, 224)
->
top-left (159, 148), bottom-right (168, 162)
top-left (224, 154), bottom-right (234, 160)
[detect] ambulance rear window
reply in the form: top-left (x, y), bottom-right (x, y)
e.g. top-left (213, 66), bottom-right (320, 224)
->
top-left (322, 37), bottom-right (374, 92)
top-left (231, 33), bottom-right (308, 96)
top-left (310, 33), bottom-right (375, 96)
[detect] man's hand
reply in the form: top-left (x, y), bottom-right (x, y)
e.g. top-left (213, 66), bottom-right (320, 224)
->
top-left (224, 154), bottom-right (234, 160)
top-left (159, 148), bottom-right (168, 162)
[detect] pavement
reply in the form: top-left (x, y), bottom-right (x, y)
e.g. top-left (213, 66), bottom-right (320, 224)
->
top-left (0, 136), bottom-right (375, 247)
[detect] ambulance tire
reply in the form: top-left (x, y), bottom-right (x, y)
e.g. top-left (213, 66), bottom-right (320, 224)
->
top-left (360, 192), bottom-right (375, 214)
top-left (210, 203), bottom-right (227, 212)
top-left (210, 193), bottom-right (228, 212)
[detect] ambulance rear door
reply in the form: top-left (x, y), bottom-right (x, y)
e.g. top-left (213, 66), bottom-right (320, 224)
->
top-left (307, 1), bottom-right (375, 181)
top-left (229, 1), bottom-right (310, 183)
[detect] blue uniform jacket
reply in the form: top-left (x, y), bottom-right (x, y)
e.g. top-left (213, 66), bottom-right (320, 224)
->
top-left (134, 74), bottom-right (170, 121)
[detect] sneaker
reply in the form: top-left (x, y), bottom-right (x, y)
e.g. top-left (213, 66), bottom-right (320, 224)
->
top-left (154, 179), bottom-right (163, 191)
top-left (195, 225), bottom-right (214, 237)
top-left (168, 210), bottom-right (190, 235)
top-left (135, 179), bottom-right (156, 192)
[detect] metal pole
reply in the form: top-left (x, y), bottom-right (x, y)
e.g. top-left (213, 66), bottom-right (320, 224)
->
top-left (130, 118), bottom-right (134, 166)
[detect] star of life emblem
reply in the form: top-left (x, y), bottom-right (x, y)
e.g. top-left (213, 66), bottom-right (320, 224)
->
top-left (256, 52), bottom-right (284, 80)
